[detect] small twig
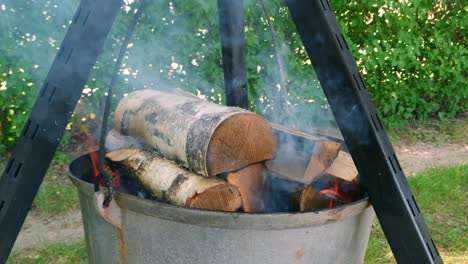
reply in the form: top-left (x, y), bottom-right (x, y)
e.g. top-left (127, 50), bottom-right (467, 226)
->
top-left (258, 0), bottom-right (289, 114)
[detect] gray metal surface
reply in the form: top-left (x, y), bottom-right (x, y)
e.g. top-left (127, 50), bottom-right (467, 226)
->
top-left (76, 186), bottom-right (122, 264)
top-left (69, 157), bottom-right (374, 264)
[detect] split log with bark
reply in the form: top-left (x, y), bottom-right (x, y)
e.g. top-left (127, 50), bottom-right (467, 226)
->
top-left (106, 148), bottom-right (242, 212)
top-left (114, 89), bottom-right (276, 177)
top-left (265, 124), bottom-right (341, 183)
top-left (324, 151), bottom-right (358, 182)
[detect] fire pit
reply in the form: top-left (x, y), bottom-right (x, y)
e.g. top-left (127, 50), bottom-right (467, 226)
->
top-left (69, 151), bottom-right (374, 264)
top-left (0, 0), bottom-right (442, 263)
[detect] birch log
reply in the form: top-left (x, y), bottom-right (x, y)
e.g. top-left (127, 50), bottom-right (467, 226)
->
top-left (106, 149), bottom-right (242, 212)
top-left (114, 89), bottom-right (276, 176)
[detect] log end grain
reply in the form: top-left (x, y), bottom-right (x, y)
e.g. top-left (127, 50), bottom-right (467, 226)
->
top-left (207, 113), bottom-right (276, 176)
top-left (304, 140), bottom-right (341, 182)
top-left (186, 184), bottom-right (242, 212)
top-left (325, 151), bottom-right (358, 182)
top-left (226, 163), bottom-right (265, 212)
top-left (298, 186), bottom-right (328, 211)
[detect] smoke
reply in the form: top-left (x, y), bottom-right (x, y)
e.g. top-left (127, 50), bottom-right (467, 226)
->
top-left (0, 0), bottom-right (80, 81)
top-left (1, 0), bottom-right (362, 207)
top-left (0, 0), bottom-right (346, 135)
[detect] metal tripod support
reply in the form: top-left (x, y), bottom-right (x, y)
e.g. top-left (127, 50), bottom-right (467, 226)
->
top-left (0, 0), bottom-right (442, 263)
top-left (0, 1), bottom-right (121, 262)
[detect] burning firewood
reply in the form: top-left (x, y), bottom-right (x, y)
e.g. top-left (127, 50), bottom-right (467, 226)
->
top-left (265, 124), bottom-right (341, 183)
top-left (225, 163), bottom-right (265, 212)
top-left (113, 89), bottom-right (276, 177)
top-left (262, 170), bottom-right (304, 212)
top-left (324, 151), bottom-right (358, 182)
top-left (304, 140), bottom-right (341, 181)
top-left (295, 186), bottom-right (329, 211)
top-left (106, 148), bottom-right (242, 212)
top-left (295, 173), bottom-right (363, 211)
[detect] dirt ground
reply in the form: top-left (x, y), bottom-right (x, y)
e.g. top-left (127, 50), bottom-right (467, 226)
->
top-left (12, 141), bottom-right (468, 251)
top-left (394, 142), bottom-right (468, 175)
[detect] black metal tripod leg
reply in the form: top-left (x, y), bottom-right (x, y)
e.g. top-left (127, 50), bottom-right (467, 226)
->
top-left (284, 0), bottom-right (442, 263)
top-left (217, 0), bottom-right (248, 108)
top-left (0, 0), bottom-right (121, 262)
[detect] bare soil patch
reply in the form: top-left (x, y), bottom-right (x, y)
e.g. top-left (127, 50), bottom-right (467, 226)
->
top-left (394, 142), bottom-right (467, 176)
top-left (13, 211), bottom-right (83, 251)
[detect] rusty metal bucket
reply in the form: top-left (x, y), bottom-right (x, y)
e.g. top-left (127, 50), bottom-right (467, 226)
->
top-left (68, 152), bottom-right (375, 264)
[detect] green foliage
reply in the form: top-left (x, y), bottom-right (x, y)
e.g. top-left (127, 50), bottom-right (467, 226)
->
top-left (0, 0), bottom-right (466, 157)
top-left (365, 164), bottom-right (468, 263)
top-left (0, 57), bottom-right (38, 155)
top-left (334, 1), bottom-right (467, 127)
top-left (0, 0), bottom-right (76, 157)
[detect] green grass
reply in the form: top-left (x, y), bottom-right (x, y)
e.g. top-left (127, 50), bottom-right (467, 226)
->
top-left (33, 180), bottom-right (79, 215)
top-left (0, 153), bottom-right (79, 215)
top-left (365, 165), bottom-right (468, 263)
top-left (389, 117), bottom-right (467, 145)
top-left (31, 154), bottom-right (79, 215)
top-left (7, 241), bottom-right (87, 264)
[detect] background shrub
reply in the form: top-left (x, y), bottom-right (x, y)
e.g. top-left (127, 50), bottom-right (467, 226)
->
top-left (0, 0), bottom-right (466, 156)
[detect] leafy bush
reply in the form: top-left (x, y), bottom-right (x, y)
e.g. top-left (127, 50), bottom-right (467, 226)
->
top-left (0, 0), bottom-right (466, 157)
top-left (0, 57), bottom-right (38, 155)
top-left (334, 0), bottom-right (467, 127)
top-left (107, 0), bottom-right (468, 128)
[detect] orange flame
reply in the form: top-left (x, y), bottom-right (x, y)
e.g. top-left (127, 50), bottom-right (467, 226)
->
top-left (88, 148), bottom-right (121, 188)
top-left (318, 177), bottom-right (359, 208)
top-left (72, 99), bottom-right (120, 187)
top-left (89, 151), bottom-right (100, 178)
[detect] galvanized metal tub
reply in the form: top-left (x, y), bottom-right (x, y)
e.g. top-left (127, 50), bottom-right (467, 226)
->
top-left (68, 152), bottom-right (375, 264)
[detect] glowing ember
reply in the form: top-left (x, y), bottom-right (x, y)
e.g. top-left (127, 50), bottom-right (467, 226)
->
top-left (318, 177), bottom-right (360, 208)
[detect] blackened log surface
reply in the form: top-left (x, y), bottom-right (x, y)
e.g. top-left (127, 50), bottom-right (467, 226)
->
top-left (167, 174), bottom-right (189, 201)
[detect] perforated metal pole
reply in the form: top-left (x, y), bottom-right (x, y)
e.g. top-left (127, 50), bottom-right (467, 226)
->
top-left (0, 1), bottom-right (121, 261)
top-left (284, 0), bottom-right (442, 262)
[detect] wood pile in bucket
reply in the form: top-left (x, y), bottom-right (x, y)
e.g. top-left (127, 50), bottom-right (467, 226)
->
top-left (105, 89), bottom-right (362, 213)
